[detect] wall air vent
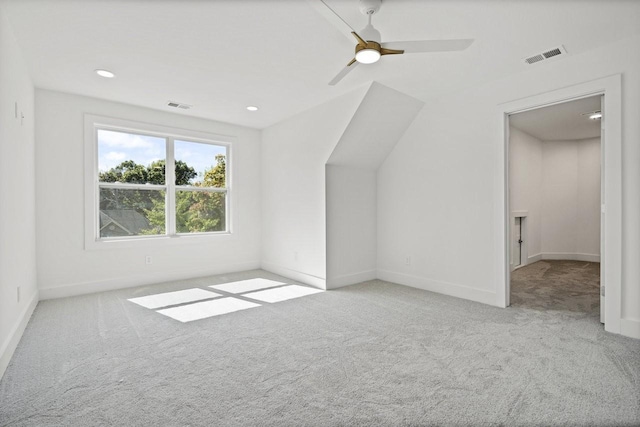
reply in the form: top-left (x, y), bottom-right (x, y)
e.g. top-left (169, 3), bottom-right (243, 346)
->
top-left (523, 45), bottom-right (567, 65)
top-left (167, 101), bottom-right (192, 110)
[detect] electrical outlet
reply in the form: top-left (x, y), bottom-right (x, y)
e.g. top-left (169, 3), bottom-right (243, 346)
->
top-left (405, 256), bottom-right (412, 266)
top-left (294, 251), bottom-right (299, 262)
top-left (145, 255), bottom-right (153, 265)
top-left (17, 286), bottom-right (20, 302)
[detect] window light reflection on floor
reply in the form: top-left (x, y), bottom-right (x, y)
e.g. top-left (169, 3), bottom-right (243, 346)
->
top-left (156, 297), bottom-right (261, 323)
top-left (127, 279), bottom-right (324, 323)
top-left (242, 285), bottom-right (323, 303)
top-left (128, 288), bottom-right (222, 309)
top-left (209, 278), bottom-right (287, 294)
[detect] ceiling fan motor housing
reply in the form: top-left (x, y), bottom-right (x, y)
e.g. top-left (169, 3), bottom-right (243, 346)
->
top-left (355, 40), bottom-right (381, 55)
top-left (359, 0), bottom-right (382, 16)
top-left (359, 23), bottom-right (381, 43)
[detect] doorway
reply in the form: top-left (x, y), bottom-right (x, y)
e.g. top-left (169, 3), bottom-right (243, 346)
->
top-left (499, 75), bottom-right (622, 335)
top-left (507, 95), bottom-right (603, 320)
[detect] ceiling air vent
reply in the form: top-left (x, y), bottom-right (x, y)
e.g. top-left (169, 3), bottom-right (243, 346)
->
top-left (167, 101), bottom-right (192, 110)
top-left (523, 45), bottom-right (567, 65)
top-left (525, 54), bottom-right (544, 65)
top-left (543, 48), bottom-right (562, 59)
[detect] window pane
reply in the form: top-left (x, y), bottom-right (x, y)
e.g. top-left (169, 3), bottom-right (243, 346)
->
top-left (175, 140), bottom-right (226, 187)
top-left (176, 190), bottom-right (226, 233)
top-left (99, 188), bottom-right (165, 237)
top-left (98, 129), bottom-right (166, 184)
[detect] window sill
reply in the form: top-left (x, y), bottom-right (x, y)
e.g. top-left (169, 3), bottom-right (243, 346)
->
top-left (84, 231), bottom-right (236, 251)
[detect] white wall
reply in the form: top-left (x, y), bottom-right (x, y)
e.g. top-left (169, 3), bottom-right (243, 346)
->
top-left (326, 165), bottom-right (376, 288)
top-left (324, 83), bottom-right (422, 289)
top-left (509, 127), bottom-right (543, 262)
top-left (260, 86), bottom-right (368, 289)
top-left (35, 90), bottom-right (262, 298)
top-left (541, 138), bottom-right (600, 260)
top-left (0, 7), bottom-right (38, 378)
top-left (576, 138), bottom-right (602, 257)
top-left (510, 129), bottom-right (601, 264)
top-left (377, 34), bottom-right (640, 330)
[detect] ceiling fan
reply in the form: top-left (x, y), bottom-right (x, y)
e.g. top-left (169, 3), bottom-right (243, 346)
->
top-left (312, 0), bottom-right (474, 85)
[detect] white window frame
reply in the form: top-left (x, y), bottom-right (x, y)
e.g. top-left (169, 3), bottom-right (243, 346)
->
top-left (84, 114), bottom-right (236, 250)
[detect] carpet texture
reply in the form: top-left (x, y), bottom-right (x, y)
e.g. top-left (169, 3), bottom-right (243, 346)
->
top-left (511, 260), bottom-right (601, 313)
top-left (1, 267), bottom-right (639, 426)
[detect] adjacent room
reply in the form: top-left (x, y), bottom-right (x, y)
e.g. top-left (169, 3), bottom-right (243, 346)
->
top-left (1, 0), bottom-right (639, 425)
top-left (508, 96), bottom-right (603, 317)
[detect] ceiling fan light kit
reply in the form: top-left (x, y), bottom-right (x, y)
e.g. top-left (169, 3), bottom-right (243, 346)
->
top-left (355, 42), bottom-right (382, 64)
top-left (320, 0), bottom-right (475, 85)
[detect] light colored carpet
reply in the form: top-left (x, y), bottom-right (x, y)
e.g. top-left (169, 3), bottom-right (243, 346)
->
top-left (1, 267), bottom-right (639, 426)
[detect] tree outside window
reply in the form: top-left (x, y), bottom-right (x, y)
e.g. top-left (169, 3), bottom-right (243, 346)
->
top-left (96, 129), bottom-right (228, 239)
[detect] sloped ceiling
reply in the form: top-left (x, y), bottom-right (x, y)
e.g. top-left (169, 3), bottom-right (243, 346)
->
top-left (1, 0), bottom-right (639, 129)
top-left (327, 82), bottom-right (423, 170)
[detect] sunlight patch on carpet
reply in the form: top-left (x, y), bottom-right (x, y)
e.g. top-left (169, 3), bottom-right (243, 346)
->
top-left (156, 297), bottom-right (261, 322)
top-left (243, 285), bottom-right (323, 303)
top-left (128, 288), bottom-right (222, 309)
top-left (209, 278), bottom-right (287, 294)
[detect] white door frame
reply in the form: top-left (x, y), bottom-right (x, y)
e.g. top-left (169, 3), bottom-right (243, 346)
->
top-left (497, 74), bottom-right (622, 335)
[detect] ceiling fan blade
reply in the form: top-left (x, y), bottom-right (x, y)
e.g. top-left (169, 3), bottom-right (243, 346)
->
top-left (351, 32), bottom-right (367, 47)
top-left (381, 39), bottom-right (474, 53)
top-left (328, 61), bottom-right (358, 86)
top-left (380, 47), bottom-right (404, 56)
top-left (306, 0), bottom-right (355, 43)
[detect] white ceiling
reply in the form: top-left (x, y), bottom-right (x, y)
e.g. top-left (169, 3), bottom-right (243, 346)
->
top-left (1, 0), bottom-right (639, 129)
top-left (510, 95), bottom-right (601, 141)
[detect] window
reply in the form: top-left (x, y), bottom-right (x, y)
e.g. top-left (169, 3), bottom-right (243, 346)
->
top-left (85, 115), bottom-right (234, 247)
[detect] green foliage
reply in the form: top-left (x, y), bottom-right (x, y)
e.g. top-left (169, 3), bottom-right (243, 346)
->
top-left (101, 159), bottom-right (197, 186)
top-left (146, 160), bottom-right (165, 185)
top-left (99, 160), bottom-right (148, 184)
top-left (175, 154), bottom-right (226, 233)
top-left (175, 160), bottom-right (198, 186)
top-left (99, 157), bottom-right (226, 236)
top-left (202, 154), bottom-right (226, 188)
top-left (139, 196), bottom-right (166, 235)
top-left (176, 192), bottom-right (223, 233)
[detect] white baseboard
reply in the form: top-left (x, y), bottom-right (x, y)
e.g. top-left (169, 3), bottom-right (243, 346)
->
top-left (260, 261), bottom-right (326, 290)
top-left (327, 269), bottom-right (376, 289)
top-left (541, 252), bottom-right (600, 262)
top-left (39, 261), bottom-right (262, 300)
top-left (621, 318), bottom-right (640, 339)
top-left (528, 253), bottom-right (543, 263)
top-left (376, 269), bottom-right (497, 306)
top-left (527, 253), bottom-right (600, 263)
top-left (0, 290), bottom-right (39, 380)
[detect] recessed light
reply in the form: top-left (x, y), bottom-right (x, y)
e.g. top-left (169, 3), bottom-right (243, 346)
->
top-left (246, 106), bottom-right (259, 111)
top-left (95, 69), bottom-right (115, 78)
top-left (582, 110), bottom-right (602, 120)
